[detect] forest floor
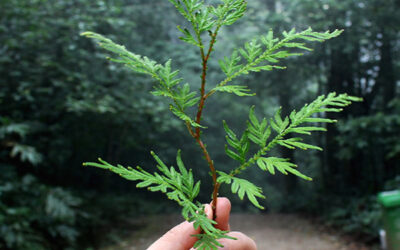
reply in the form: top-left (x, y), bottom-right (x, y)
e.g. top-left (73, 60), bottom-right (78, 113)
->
top-left (101, 214), bottom-right (376, 250)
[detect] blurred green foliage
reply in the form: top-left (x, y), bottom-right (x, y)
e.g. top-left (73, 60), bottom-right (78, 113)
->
top-left (0, 0), bottom-right (399, 248)
top-left (0, 166), bottom-right (82, 249)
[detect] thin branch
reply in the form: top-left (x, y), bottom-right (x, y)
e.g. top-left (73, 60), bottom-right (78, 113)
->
top-left (191, 28), bottom-right (221, 217)
top-left (195, 31), bottom-right (220, 138)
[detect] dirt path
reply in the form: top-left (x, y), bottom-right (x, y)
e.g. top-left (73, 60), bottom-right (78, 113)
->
top-left (102, 214), bottom-right (373, 250)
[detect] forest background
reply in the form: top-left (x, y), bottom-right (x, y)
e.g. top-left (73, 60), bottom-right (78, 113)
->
top-left (0, 0), bottom-right (399, 249)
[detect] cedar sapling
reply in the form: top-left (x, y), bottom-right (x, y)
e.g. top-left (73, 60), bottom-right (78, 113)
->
top-left (81, 0), bottom-right (362, 249)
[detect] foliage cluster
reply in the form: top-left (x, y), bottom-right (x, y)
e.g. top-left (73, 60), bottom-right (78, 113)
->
top-left (82, 0), bottom-right (361, 248)
top-left (322, 195), bottom-right (380, 240)
top-left (0, 166), bottom-right (83, 249)
top-left (321, 170), bottom-right (400, 243)
top-left (235, 0), bottom-right (399, 243)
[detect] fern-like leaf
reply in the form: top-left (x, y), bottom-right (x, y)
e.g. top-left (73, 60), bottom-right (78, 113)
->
top-left (223, 121), bottom-right (249, 164)
top-left (83, 151), bottom-right (232, 245)
top-left (81, 32), bottom-right (203, 127)
top-left (213, 85), bottom-right (255, 97)
top-left (168, 0), bottom-right (203, 24)
top-left (83, 151), bottom-right (200, 203)
top-left (277, 137), bottom-right (323, 151)
top-left (256, 157), bottom-right (312, 181)
top-left (175, 83), bottom-right (201, 109)
top-left (220, 0), bottom-right (247, 26)
top-left (217, 171), bottom-right (265, 209)
top-left (172, 0), bottom-right (247, 50)
top-left (218, 50), bottom-right (242, 76)
top-left (247, 106), bottom-right (271, 147)
top-left (177, 25), bottom-right (203, 48)
top-left (229, 93), bottom-right (362, 177)
top-left (212, 28), bottom-right (343, 94)
top-left (170, 105), bottom-right (205, 128)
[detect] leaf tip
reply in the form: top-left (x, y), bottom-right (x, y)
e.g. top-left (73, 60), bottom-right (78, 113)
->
top-left (80, 31), bottom-right (91, 37)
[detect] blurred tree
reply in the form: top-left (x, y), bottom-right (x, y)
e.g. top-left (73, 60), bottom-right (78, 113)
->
top-left (0, 0), bottom-right (188, 248)
top-left (0, 0), bottom-right (184, 187)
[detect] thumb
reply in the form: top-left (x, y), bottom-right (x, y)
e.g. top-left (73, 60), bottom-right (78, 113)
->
top-left (147, 204), bottom-right (213, 250)
top-left (217, 232), bottom-right (257, 250)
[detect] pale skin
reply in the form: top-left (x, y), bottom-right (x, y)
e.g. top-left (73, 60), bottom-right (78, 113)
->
top-left (147, 197), bottom-right (257, 250)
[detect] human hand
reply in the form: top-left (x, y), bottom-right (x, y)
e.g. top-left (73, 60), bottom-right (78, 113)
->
top-left (147, 197), bottom-right (257, 250)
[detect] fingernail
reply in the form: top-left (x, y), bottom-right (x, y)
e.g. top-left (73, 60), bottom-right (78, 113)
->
top-left (204, 205), bottom-right (211, 217)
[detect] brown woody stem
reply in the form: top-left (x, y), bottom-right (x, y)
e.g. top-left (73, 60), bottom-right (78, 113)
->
top-left (195, 137), bottom-right (220, 219)
top-left (190, 31), bottom-right (220, 218)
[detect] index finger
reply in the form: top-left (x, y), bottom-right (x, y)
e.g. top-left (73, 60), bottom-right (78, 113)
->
top-left (213, 197), bottom-right (231, 231)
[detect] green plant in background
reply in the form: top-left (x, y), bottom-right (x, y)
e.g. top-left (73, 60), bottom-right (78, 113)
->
top-left (82, 0), bottom-right (361, 248)
top-left (0, 165), bottom-right (83, 250)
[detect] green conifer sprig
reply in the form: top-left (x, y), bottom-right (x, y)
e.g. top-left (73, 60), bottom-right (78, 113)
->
top-left (80, 32), bottom-right (203, 128)
top-left (214, 84), bottom-right (255, 96)
top-left (218, 93), bottom-right (361, 208)
top-left (170, 0), bottom-right (246, 36)
top-left (82, 1), bottom-right (361, 248)
top-left (209, 28), bottom-right (343, 97)
top-left (83, 151), bottom-right (233, 249)
top-left (228, 93), bottom-right (362, 178)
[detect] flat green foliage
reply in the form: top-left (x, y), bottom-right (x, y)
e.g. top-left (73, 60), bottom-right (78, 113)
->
top-left (170, 0), bottom-right (247, 41)
top-left (256, 157), bottom-right (312, 181)
top-left (84, 151), bottom-right (232, 249)
top-left (82, 0), bottom-right (361, 248)
top-left (222, 93), bottom-right (361, 208)
top-left (214, 85), bottom-right (255, 96)
top-left (217, 172), bottom-right (265, 209)
top-left (80, 32), bottom-right (202, 128)
top-left (213, 28), bottom-right (343, 97)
